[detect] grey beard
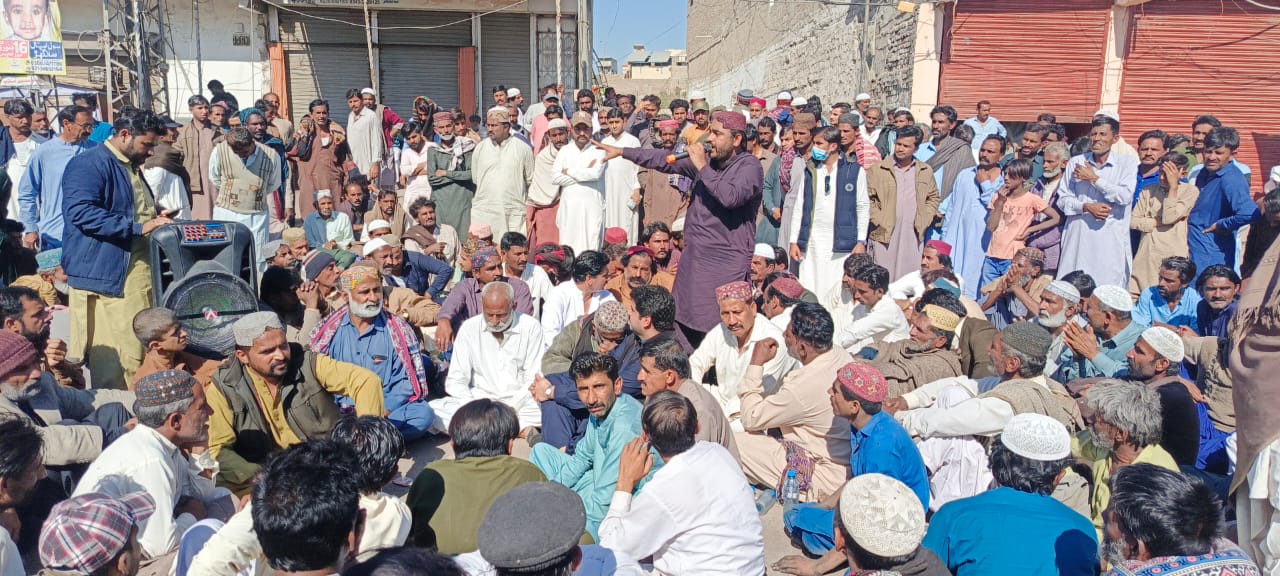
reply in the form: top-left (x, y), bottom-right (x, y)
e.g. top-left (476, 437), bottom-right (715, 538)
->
top-left (1042, 167), bottom-right (1063, 179)
top-left (1, 381), bottom-right (40, 402)
top-left (1102, 533), bottom-right (1129, 567)
top-left (349, 300), bottom-right (383, 319)
top-left (485, 314), bottom-right (515, 333)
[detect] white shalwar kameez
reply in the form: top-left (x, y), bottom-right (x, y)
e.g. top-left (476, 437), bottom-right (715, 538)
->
top-left (601, 131), bottom-right (642, 243)
top-left (553, 142), bottom-right (608, 254)
top-left (789, 163), bottom-right (869, 299)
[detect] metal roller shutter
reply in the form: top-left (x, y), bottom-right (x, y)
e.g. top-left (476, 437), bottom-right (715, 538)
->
top-left (939, 0), bottom-right (1110, 123)
top-left (279, 10), bottom-right (369, 127)
top-left (284, 46), bottom-right (371, 128)
top-left (480, 13), bottom-right (531, 95)
top-left (379, 46), bottom-right (460, 112)
top-left (1118, 0), bottom-right (1280, 195)
top-left (378, 11), bottom-right (470, 47)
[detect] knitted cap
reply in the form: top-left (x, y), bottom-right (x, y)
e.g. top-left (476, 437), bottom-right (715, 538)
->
top-left (133, 370), bottom-right (197, 409)
top-left (838, 474), bottom-right (926, 557)
top-left (35, 248), bottom-right (61, 271)
top-left (592, 301), bottom-right (629, 333)
top-left (1044, 280), bottom-right (1080, 304)
top-left (0, 331), bottom-right (37, 378)
top-left (302, 250), bottom-right (336, 282)
top-left (715, 281), bottom-right (753, 303)
top-left (754, 243), bottom-right (775, 259)
top-left (1093, 284), bottom-right (1133, 313)
top-left (366, 219), bottom-right (392, 234)
top-left (232, 311), bottom-right (284, 347)
top-left (1000, 321), bottom-right (1052, 360)
top-left (836, 362), bottom-right (888, 403)
top-left (922, 304), bottom-right (960, 332)
top-left (1000, 413), bottom-right (1071, 461)
top-left (282, 227), bottom-right (306, 245)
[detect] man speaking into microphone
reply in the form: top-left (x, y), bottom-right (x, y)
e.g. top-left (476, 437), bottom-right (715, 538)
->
top-left (595, 110), bottom-right (763, 345)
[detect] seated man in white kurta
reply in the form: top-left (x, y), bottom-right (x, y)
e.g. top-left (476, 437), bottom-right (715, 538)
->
top-left (431, 281), bottom-right (545, 435)
top-left (838, 262), bottom-right (910, 352)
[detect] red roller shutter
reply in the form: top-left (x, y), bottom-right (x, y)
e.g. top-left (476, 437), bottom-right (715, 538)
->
top-left (1118, 0), bottom-right (1280, 195)
top-left (939, 0), bottom-right (1111, 123)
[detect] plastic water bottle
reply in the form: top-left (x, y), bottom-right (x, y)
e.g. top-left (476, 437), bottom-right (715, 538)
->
top-left (754, 487), bottom-right (777, 515)
top-left (781, 470), bottom-right (801, 513)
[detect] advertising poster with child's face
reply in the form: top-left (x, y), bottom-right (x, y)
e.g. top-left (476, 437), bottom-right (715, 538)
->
top-left (0, 0), bottom-right (64, 75)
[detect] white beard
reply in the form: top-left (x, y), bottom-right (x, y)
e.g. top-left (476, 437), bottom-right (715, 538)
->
top-left (1037, 310), bottom-right (1068, 329)
top-left (350, 300), bottom-right (383, 319)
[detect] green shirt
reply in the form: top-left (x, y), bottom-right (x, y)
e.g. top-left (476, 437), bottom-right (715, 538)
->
top-left (406, 455), bottom-right (546, 554)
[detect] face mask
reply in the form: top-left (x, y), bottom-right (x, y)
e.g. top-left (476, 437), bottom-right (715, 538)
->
top-left (54, 281), bottom-right (69, 295)
top-left (811, 147), bottom-right (829, 162)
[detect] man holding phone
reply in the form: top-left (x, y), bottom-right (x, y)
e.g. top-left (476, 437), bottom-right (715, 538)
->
top-left (61, 109), bottom-right (173, 389)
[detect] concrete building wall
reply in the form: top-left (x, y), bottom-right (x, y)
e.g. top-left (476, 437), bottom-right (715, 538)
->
top-left (686, 0), bottom-right (918, 109)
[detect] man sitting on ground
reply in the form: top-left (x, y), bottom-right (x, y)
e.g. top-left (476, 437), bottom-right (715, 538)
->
top-left (408, 399), bottom-right (546, 555)
top-left (838, 263), bottom-right (910, 352)
top-left (888, 240), bottom-right (956, 303)
top-left (131, 307), bottom-right (220, 387)
top-left (434, 247), bottom-right (534, 351)
top-left (310, 266), bottom-right (435, 441)
top-left (38, 491), bottom-right (154, 576)
top-left (599, 392), bottom-right (765, 574)
top-left (530, 353), bottom-right (658, 541)
top-left (207, 312), bottom-right (383, 492)
top-left (433, 282), bottom-right (545, 436)
top-left (637, 336), bottom-right (738, 459)
top-left (862, 302), bottom-right (963, 397)
top-left (74, 370), bottom-right (238, 569)
top-left (1057, 284), bottom-right (1147, 382)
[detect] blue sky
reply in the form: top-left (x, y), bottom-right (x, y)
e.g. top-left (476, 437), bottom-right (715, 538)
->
top-left (592, 0), bottom-right (687, 65)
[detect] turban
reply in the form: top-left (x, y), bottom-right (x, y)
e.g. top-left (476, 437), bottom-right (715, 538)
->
top-left (471, 246), bottom-right (499, 271)
top-left (749, 97), bottom-right (767, 108)
top-left (836, 362), bottom-right (888, 403)
top-left (1044, 280), bottom-right (1080, 304)
top-left (232, 311), bottom-right (284, 347)
top-left (1093, 284), bottom-right (1134, 313)
top-left (657, 119), bottom-right (679, 131)
top-left (1000, 413), bottom-right (1071, 461)
top-left (534, 247), bottom-right (566, 267)
top-left (35, 248), bottom-right (61, 271)
top-left (925, 240), bottom-right (952, 257)
top-left (713, 111), bottom-right (747, 132)
top-left (432, 111), bottom-right (452, 125)
top-left (769, 278), bottom-right (804, 300)
top-left (238, 107), bottom-right (265, 126)
top-left (134, 370), bottom-right (197, 408)
top-left (1141, 326), bottom-right (1185, 363)
top-left (592, 301), bottom-right (630, 333)
top-left (339, 265), bottom-right (382, 292)
top-left (922, 304), bottom-right (960, 332)
top-left (714, 281), bottom-right (753, 303)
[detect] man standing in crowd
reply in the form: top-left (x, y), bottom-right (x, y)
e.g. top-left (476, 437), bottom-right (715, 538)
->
top-left (868, 125), bottom-right (940, 281)
top-left (19, 105), bottom-right (96, 250)
top-left (472, 107), bottom-right (534, 237)
top-left (360, 88), bottom-right (403, 190)
top-left (599, 111), bottom-right (763, 344)
top-left (425, 111), bottom-right (475, 237)
top-left (62, 111), bottom-right (172, 389)
top-left (175, 96), bottom-right (217, 218)
top-left (1056, 116), bottom-right (1138, 287)
top-left (963, 100), bottom-right (1006, 153)
top-left (601, 108), bottom-right (642, 243)
top-left (925, 105), bottom-right (977, 200)
top-left (639, 119), bottom-right (688, 229)
top-left (554, 111), bottom-right (608, 253)
top-left (345, 88), bottom-right (384, 186)
top-left (3, 100), bottom-right (47, 220)
top-left (210, 126), bottom-right (281, 256)
top-left (1189, 126), bottom-right (1256, 273)
top-left (527, 117), bottom-right (568, 247)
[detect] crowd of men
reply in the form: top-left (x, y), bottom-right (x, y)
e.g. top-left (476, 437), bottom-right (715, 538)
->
top-left (0, 77), bottom-right (1278, 576)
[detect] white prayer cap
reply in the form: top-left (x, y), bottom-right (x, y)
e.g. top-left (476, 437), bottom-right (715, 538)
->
top-left (1141, 326), bottom-right (1185, 363)
top-left (233, 311), bottom-right (284, 347)
top-left (262, 240), bottom-right (284, 261)
top-left (316, 190), bottom-right (333, 200)
top-left (547, 118), bottom-right (569, 130)
top-left (854, 92), bottom-right (871, 102)
top-left (753, 243), bottom-right (775, 260)
top-left (360, 87), bottom-right (376, 96)
top-left (1000, 413), bottom-right (1071, 461)
top-left (777, 90), bottom-right (793, 101)
top-left (838, 474), bottom-right (926, 558)
top-left (1093, 108), bottom-right (1120, 121)
top-left (792, 97), bottom-right (808, 107)
top-left (366, 219), bottom-right (392, 234)
top-left (362, 238), bottom-right (390, 257)
top-left (689, 90), bottom-right (706, 100)
top-left (1270, 164), bottom-right (1280, 184)
top-left (671, 217), bottom-right (685, 233)
top-left (506, 87), bottom-right (521, 98)
top-left (1044, 280), bottom-right (1080, 304)
top-left (1092, 284), bottom-right (1133, 313)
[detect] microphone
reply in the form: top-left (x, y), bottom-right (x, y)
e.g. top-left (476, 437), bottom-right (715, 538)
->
top-left (666, 143), bottom-right (711, 164)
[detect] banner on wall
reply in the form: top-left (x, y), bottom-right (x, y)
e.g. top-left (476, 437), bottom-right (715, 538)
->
top-left (0, 0), bottom-right (64, 75)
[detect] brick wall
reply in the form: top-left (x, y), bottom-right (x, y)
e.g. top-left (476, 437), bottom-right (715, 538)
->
top-left (686, 0), bottom-right (918, 110)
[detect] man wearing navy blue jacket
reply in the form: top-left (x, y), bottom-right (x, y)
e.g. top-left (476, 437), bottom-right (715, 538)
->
top-left (62, 110), bottom-right (172, 390)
